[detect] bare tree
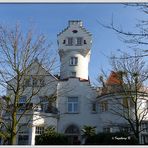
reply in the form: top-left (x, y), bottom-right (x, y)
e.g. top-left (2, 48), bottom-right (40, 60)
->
top-left (98, 50), bottom-right (148, 144)
top-left (0, 23), bottom-right (59, 145)
top-left (98, 3), bottom-right (148, 58)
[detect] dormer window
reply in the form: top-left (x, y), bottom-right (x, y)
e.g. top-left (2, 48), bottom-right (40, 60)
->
top-left (70, 57), bottom-right (78, 66)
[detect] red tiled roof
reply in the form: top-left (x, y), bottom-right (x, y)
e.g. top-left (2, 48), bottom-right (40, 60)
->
top-left (106, 71), bottom-right (122, 85)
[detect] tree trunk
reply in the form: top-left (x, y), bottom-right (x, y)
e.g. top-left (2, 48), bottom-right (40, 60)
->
top-left (10, 111), bottom-right (17, 145)
top-left (135, 131), bottom-right (140, 144)
top-left (10, 133), bottom-right (17, 145)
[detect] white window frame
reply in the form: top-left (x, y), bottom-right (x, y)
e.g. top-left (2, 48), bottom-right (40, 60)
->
top-left (18, 124), bottom-right (29, 134)
top-left (35, 126), bottom-right (45, 135)
top-left (18, 135), bottom-right (29, 145)
top-left (67, 37), bottom-right (73, 46)
top-left (100, 101), bottom-right (108, 112)
top-left (67, 97), bottom-right (79, 113)
top-left (76, 37), bottom-right (83, 46)
top-left (40, 96), bottom-right (48, 112)
top-left (70, 57), bottom-right (78, 66)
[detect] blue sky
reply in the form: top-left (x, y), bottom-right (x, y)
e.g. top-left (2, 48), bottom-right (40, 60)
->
top-left (0, 3), bottom-right (146, 90)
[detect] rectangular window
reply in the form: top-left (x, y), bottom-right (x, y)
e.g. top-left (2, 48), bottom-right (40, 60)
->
top-left (18, 124), bottom-right (29, 134)
top-left (141, 123), bottom-right (148, 132)
top-left (123, 98), bottom-right (129, 108)
top-left (18, 135), bottom-right (29, 145)
top-left (35, 126), bottom-right (45, 135)
top-left (18, 97), bottom-right (33, 112)
top-left (67, 97), bottom-right (78, 113)
top-left (67, 37), bottom-right (73, 46)
top-left (100, 101), bottom-right (108, 112)
top-left (40, 78), bottom-right (45, 87)
top-left (40, 96), bottom-right (47, 103)
top-left (70, 57), bottom-right (78, 66)
top-left (41, 103), bottom-right (49, 112)
top-left (76, 37), bottom-right (83, 46)
top-left (24, 78), bottom-right (31, 87)
top-left (120, 127), bottom-right (131, 133)
top-left (103, 127), bottom-right (110, 133)
top-left (40, 96), bottom-right (48, 112)
top-left (84, 40), bottom-right (87, 44)
top-left (32, 77), bottom-right (38, 87)
top-left (71, 72), bottom-right (76, 77)
top-left (145, 100), bottom-right (148, 109)
top-left (19, 96), bottom-right (27, 104)
top-left (92, 102), bottom-right (97, 113)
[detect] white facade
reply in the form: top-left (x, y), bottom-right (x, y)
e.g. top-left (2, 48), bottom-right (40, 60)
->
top-left (4, 20), bottom-right (148, 145)
top-left (58, 20), bottom-right (91, 80)
top-left (57, 78), bottom-right (101, 140)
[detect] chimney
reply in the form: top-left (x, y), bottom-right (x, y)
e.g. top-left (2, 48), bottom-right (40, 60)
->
top-left (68, 20), bottom-right (83, 27)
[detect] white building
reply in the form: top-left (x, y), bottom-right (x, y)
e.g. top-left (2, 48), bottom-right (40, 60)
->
top-left (4, 20), bottom-right (148, 145)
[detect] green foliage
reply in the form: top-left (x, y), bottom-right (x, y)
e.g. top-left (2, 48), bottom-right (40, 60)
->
top-left (85, 132), bottom-right (138, 145)
top-left (35, 126), bottom-right (69, 145)
top-left (0, 131), bottom-right (10, 144)
top-left (81, 125), bottom-right (96, 137)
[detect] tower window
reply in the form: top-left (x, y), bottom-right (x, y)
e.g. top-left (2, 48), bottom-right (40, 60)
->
top-left (70, 57), bottom-right (78, 66)
top-left (76, 37), bottom-right (83, 46)
top-left (71, 72), bottom-right (76, 77)
top-left (63, 40), bottom-right (66, 44)
top-left (67, 37), bottom-right (73, 46)
top-left (72, 30), bottom-right (78, 33)
top-left (84, 40), bottom-right (87, 44)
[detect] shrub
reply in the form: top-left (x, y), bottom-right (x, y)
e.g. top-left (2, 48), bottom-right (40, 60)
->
top-left (35, 127), bottom-right (69, 145)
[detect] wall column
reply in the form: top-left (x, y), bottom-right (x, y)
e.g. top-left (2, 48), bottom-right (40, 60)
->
top-left (30, 125), bottom-right (36, 145)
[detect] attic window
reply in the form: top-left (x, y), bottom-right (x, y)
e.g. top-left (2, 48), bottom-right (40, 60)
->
top-left (72, 30), bottom-right (78, 33)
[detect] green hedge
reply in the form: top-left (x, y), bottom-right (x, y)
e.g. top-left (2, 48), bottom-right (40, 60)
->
top-left (35, 132), bottom-right (69, 145)
top-left (85, 132), bottom-right (138, 145)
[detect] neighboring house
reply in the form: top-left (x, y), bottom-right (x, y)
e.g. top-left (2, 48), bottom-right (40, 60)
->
top-left (2, 20), bottom-right (148, 145)
top-left (6, 60), bottom-right (59, 145)
top-left (97, 71), bottom-right (148, 144)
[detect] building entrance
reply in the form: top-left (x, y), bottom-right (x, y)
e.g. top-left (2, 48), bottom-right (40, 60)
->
top-left (65, 125), bottom-right (80, 145)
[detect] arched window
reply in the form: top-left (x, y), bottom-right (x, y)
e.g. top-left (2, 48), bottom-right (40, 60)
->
top-left (65, 125), bottom-right (79, 135)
